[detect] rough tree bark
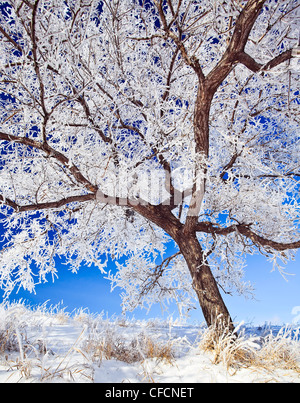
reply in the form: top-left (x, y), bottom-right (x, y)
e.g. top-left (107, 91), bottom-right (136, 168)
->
top-left (176, 231), bottom-right (235, 333)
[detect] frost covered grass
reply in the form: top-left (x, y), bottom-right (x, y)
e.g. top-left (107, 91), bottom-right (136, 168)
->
top-left (198, 321), bottom-right (300, 375)
top-left (0, 301), bottom-right (299, 383)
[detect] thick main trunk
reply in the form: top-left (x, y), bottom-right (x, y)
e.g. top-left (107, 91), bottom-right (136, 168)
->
top-left (176, 231), bottom-right (234, 333)
top-left (185, 82), bottom-right (235, 332)
top-left (133, 205), bottom-right (234, 332)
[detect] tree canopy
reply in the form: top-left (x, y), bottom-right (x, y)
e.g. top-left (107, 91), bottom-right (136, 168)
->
top-left (0, 0), bottom-right (299, 324)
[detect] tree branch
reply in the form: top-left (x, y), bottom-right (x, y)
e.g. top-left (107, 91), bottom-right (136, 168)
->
top-left (0, 193), bottom-right (96, 212)
top-left (195, 221), bottom-right (300, 252)
top-left (0, 131), bottom-right (97, 193)
top-left (154, 0), bottom-right (204, 81)
top-left (139, 250), bottom-right (182, 298)
top-left (262, 49), bottom-right (293, 71)
top-left (0, 130), bottom-right (185, 226)
top-left (75, 95), bottom-right (113, 144)
top-left (206, 0), bottom-right (266, 93)
top-left (237, 49), bottom-right (293, 73)
top-left (228, 0), bottom-right (267, 54)
top-left (31, 0), bottom-right (46, 111)
top-left (237, 52), bottom-right (262, 73)
top-left (238, 225), bottom-right (300, 252)
top-left (0, 25), bottom-right (24, 55)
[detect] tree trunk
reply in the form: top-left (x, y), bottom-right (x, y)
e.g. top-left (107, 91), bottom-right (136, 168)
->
top-left (133, 205), bottom-right (234, 333)
top-left (176, 231), bottom-right (235, 333)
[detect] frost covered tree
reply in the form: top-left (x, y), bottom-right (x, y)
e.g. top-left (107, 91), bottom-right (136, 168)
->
top-left (0, 0), bottom-right (299, 331)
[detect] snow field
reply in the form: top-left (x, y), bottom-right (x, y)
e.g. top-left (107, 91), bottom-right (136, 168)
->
top-left (0, 302), bottom-right (299, 383)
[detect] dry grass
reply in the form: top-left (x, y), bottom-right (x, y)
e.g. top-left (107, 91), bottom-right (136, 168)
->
top-left (199, 322), bottom-right (300, 375)
top-left (199, 322), bottom-right (255, 369)
top-left (253, 327), bottom-right (300, 374)
top-left (2, 326), bottom-right (94, 383)
top-left (83, 329), bottom-right (174, 366)
top-left (0, 326), bottom-right (19, 355)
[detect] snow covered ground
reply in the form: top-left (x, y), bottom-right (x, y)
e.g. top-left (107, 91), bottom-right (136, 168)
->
top-left (0, 302), bottom-right (299, 383)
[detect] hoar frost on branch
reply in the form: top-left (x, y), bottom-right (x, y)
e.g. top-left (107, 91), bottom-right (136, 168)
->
top-left (0, 0), bottom-right (299, 329)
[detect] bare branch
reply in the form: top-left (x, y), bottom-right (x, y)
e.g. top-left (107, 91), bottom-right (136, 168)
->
top-left (228, 0), bottom-right (267, 53)
top-left (206, 0), bottom-right (267, 92)
top-left (238, 49), bottom-right (293, 73)
top-left (195, 222), bottom-right (300, 252)
top-left (75, 95), bottom-right (113, 144)
top-left (0, 193), bottom-right (96, 212)
top-left (237, 52), bottom-right (262, 73)
top-left (0, 25), bottom-right (24, 55)
top-left (238, 226), bottom-right (300, 252)
top-left (154, 0), bottom-right (204, 81)
top-left (262, 49), bottom-right (293, 71)
top-left (139, 250), bottom-right (182, 298)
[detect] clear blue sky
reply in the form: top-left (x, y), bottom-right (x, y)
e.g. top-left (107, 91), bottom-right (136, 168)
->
top-left (1, 249), bottom-right (299, 326)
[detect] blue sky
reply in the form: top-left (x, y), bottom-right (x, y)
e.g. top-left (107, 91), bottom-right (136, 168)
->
top-left (1, 250), bottom-right (299, 326)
